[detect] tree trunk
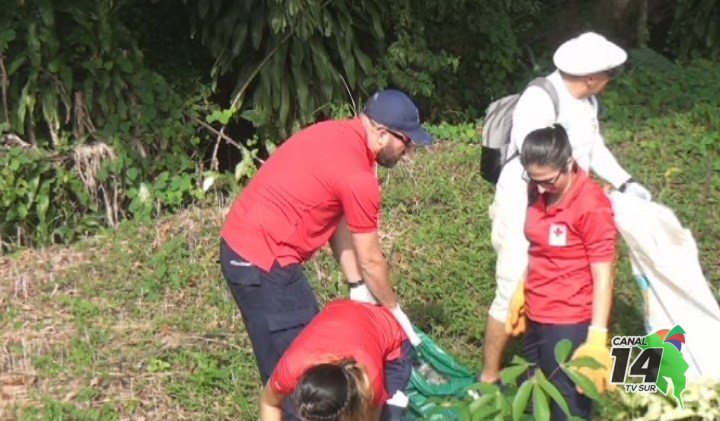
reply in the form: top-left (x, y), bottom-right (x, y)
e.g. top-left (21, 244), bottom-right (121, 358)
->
top-left (637, 0), bottom-right (649, 47)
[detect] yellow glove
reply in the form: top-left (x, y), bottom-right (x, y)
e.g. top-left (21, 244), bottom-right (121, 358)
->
top-left (570, 326), bottom-right (616, 394)
top-left (505, 281), bottom-right (527, 336)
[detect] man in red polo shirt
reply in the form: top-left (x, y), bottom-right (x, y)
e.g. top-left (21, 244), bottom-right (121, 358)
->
top-left (219, 89), bottom-right (430, 388)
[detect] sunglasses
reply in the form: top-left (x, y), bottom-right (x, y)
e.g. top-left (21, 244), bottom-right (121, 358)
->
top-left (521, 169), bottom-right (563, 187)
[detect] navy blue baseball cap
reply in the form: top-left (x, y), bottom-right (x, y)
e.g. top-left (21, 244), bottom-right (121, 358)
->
top-left (363, 89), bottom-right (433, 145)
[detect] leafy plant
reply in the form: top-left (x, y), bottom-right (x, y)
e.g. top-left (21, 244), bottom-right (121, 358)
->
top-left (0, 0), bottom-right (217, 249)
top-left (185, 0), bottom-right (459, 141)
top-left (0, 146), bottom-right (102, 248)
top-left (427, 340), bottom-right (603, 420)
top-left (426, 122), bottom-right (479, 144)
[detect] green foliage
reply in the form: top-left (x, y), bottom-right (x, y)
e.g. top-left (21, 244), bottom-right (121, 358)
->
top-left (0, 147), bottom-right (102, 248)
top-left (185, 0), bottom-right (458, 139)
top-left (1, 0), bottom-right (143, 145)
top-left (432, 342), bottom-right (601, 420)
top-left (671, 0), bottom-right (720, 60)
top-left (186, 0), bottom-right (385, 136)
top-left (21, 398), bottom-right (119, 420)
top-left (398, 0), bottom-right (542, 121)
top-left (0, 0), bottom-right (216, 250)
top-left (426, 122), bottom-right (479, 144)
top-left (186, 0), bottom-right (545, 136)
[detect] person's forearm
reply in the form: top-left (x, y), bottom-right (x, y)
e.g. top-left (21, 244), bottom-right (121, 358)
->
top-left (329, 218), bottom-right (363, 282)
top-left (590, 140), bottom-right (631, 188)
top-left (359, 256), bottom-right (397, 308)
top-left (590, 261), bottom-right (614, 329)
top-left (260, 403), bottom-right (283, 421)
top-left (260, 386), bottom-right (285, 421)
top-left (351, 231), bottom-right (398, 308)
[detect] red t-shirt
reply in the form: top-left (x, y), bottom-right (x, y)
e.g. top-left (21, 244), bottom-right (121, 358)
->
top-left (269, 299), bottom-right (407, 407)
top-left (221, 118), bottom-right (379, 271)
top-left (524, 169), bottom-right (616, 324)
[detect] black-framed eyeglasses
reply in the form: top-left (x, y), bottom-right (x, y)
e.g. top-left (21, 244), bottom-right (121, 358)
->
top-left (521, 169), bottom-right (563, 187)
top-left (385, 127), bottom-right (411, 145)
top-left (370, 120), bottom-right (412, 145)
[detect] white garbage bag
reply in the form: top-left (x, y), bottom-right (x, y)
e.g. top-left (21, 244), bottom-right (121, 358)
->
top-left (610, 191), bottom-right (720, 380)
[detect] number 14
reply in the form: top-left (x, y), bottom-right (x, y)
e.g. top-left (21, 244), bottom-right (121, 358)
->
top-left (610, 347), bottom-right (664, 384)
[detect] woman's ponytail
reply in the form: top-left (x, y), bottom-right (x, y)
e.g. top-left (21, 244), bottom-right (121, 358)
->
top-left (294, 358), bottom-right (374, 421)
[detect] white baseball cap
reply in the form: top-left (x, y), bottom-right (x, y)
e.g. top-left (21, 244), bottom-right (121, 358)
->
top-left (553, 32), bottom-right (627, 76)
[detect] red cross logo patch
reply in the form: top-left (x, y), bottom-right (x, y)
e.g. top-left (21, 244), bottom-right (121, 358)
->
top-left (549, 223), bottom-right (568, 246)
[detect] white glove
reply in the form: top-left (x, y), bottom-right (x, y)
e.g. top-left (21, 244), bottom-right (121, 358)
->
top-left (390, 306), bottom-right (422, 347)
top-left (386, 390), bottom-right (409, 408)
top-left (622, 180), bottom-right (652, 201)
top-left (349, 281), bottom-right (378, 305)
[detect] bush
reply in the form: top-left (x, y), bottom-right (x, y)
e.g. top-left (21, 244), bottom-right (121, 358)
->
top-left (0, 0), bottom-right (218, 250)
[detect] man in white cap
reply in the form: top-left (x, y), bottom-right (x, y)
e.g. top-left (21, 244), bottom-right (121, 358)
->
top-left (479, 32), bottom-right (652, 384)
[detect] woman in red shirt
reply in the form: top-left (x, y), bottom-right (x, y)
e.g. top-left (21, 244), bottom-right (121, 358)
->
top-left (259, 299), bottom-right (411, 421)
top-left (507, 124), bottom-right (616, 420)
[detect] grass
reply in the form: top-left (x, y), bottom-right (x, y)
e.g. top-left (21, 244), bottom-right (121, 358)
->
top-left (1, 54), bottom-right (719, 419)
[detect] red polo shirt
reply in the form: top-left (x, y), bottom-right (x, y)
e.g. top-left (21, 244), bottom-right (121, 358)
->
top-left (221, 118), bottom-right (379, 271)
top-left (269, 299), bottom-right (407, 406)
top-left (524, 169), bottom-right (616, 324)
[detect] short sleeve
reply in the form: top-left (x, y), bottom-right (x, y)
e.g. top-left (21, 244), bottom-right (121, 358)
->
top-left (578, 200), bottom-right (616, 263)
top-left (337, 172), bottom-right (380, 233)
top-left (269, 353), bottom-right (299, 396)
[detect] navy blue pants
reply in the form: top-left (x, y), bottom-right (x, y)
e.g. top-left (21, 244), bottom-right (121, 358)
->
top-left (221, 240), bottom-right (319, 421)
top-left (220, 239), bottom-right (319, 383)
top-left (522, 320), bottom-right (592, 421)
top-left (382, 339), bottom-right (413, 420)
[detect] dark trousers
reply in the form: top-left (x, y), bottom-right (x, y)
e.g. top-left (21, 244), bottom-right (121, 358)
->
top-left (522, 320), bottom-right (592, 421)
top-left (382, 339), bottom-right (414, 421)
top-left (220, 239), bottom-right (318, 421)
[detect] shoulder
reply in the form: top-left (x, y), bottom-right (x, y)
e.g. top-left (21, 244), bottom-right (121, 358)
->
top-left (517, 85), bottom-right (556, 109)
top-left (513, 82), bottom-right (557, 126)
top-left (573, 177), bottom-right (613, 222)
top-left (579, 178), bottom-right (611, 206)
top-left (314, 117), bottom-right (366, 141)
top-left (286, 118), bottom-right (365, 150)
top-left (337, 171), bottom-right (380, 197)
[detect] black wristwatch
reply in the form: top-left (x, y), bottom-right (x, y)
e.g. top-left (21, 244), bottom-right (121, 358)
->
top-left (619, 178), bottom-right (635, 192)
top-left (349, 280), bottom-right (365, 288)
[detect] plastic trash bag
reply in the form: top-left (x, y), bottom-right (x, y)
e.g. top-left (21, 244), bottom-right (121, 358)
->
top-left (405, 329), bottom-right (476, 420)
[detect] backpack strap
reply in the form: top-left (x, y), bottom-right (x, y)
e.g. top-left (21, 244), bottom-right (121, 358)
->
top-left (527, 77), bottom-right (560, 119)
top-left (504, 77), bottom-right (560, 167)
top-left (503, 149), bottom-right (520, 165)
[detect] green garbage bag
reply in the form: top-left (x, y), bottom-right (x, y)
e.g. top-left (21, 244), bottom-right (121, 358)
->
top-left (405, 329), bottom-right (476, 420)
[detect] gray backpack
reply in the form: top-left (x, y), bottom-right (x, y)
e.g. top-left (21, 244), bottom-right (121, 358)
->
top-left (480, 77), bottom-right (560, 184)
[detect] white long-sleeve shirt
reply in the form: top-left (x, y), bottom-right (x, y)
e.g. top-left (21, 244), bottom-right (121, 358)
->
top-left (506, 70), bottom-right (630, 188)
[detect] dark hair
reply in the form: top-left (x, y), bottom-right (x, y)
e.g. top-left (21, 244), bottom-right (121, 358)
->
top-left (293, 358), bottom-right (372, 421)
top-left (520, 124), bottom-right (572, 170)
